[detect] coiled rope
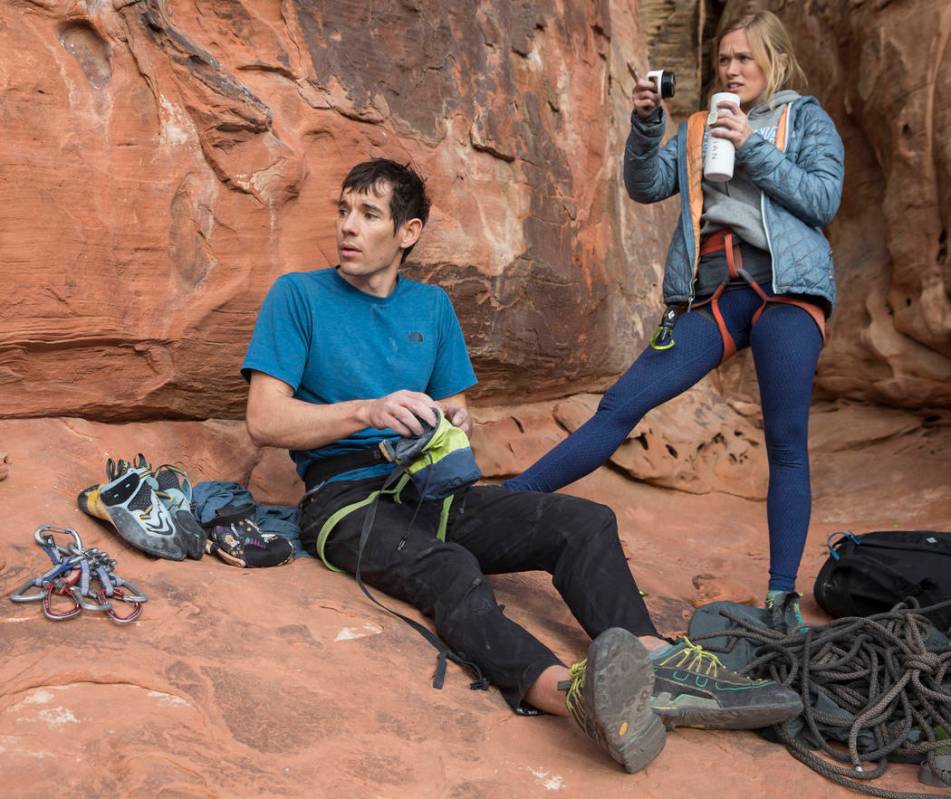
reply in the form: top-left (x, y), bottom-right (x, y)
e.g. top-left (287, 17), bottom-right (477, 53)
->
top-left (692, 599), bottom-right (951, 798)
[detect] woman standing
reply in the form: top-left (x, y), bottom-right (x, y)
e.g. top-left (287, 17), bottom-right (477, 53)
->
top-left (504, 10), bottom-right (844, 631)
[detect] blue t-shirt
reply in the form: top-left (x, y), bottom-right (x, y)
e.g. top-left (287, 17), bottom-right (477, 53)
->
top-left (242, 268), bottom-right (478, 481)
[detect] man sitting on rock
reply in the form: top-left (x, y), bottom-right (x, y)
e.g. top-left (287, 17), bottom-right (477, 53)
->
top-left (241, 158), bottom-right (800, 773)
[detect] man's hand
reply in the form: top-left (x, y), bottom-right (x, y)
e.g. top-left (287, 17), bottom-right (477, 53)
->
top-left (709, 100), bottom-right (753, 149)
top-left (363, 390), bottom-right (439, 437)
top-left (629, 64), bottom-right (660, 119)
top-left (442, 405), bottom-right (471, 437)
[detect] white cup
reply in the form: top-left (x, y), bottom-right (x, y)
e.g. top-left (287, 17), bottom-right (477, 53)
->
top-left (704, 91), bottom-right (741, 182)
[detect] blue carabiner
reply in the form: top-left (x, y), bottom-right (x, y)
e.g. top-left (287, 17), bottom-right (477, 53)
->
top-left (826, 530), bottom-right (862, 560)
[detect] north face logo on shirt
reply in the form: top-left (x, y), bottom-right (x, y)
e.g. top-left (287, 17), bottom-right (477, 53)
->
top-left (408, 331), bottom-right (424, 342)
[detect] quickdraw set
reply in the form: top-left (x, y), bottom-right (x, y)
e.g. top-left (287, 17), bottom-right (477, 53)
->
top-left (9, 525), bottom-right (146, 623)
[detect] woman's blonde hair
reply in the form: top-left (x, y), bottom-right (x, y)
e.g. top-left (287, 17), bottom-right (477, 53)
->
top-left (714, 9), bottom-right (807, 104)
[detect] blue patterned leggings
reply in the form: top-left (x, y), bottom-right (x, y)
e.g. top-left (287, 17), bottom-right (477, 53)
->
top-left (503, 284), bottom-right (823, 592)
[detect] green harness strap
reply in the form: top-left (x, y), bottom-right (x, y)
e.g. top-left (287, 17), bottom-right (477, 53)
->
top-left (315, 473), bottom-right (454, 571)
top-left (316, 491), bottom-right (380, 572)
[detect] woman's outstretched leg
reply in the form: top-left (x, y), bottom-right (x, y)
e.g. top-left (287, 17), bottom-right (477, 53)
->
top-left (749, 304), bottom-right (823, 592)
top-left (504, 311), bottom-right (725, 493)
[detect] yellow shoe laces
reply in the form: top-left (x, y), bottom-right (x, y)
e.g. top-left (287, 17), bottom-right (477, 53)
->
top-left (564, 658), bottom-right (607, 744)
top-left (658, 637), bottom-right (727, 677)
top-left (564, 658), bottom-right (587, 722)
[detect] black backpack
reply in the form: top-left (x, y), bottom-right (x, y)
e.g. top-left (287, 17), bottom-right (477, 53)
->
top-left (814, 530), bottom-right (951, 633)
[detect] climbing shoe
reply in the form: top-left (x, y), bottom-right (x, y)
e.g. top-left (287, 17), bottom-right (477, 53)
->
top-left (564, 628), bottom-right (666, 773)
top-left (78, 456), bottom-right (204, 561)
top-left (150, 460), bottom-right (206, 559)
top-left (206, 517), bottom-right (293, 568)
top-left (765, 590), bottom-right (807, 634)
top-left (650, 637), bottom-right (802, 730)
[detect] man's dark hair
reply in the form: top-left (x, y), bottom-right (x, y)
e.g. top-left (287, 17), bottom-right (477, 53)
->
top-left (341, 159), bottom-right (431, 262)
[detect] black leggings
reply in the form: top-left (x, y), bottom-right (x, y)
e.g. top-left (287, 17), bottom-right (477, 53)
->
top-left (300, 479), bottom-right (658, 709)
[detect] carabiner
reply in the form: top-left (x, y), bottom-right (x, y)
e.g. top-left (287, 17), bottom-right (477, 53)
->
top-left (649, 306), bottom-right (678, 351)
top-left (101, 588), bottom-right (142, 624)
top-left (9, 556), bottom-right (81, 605)
top-left (42, 579), bottom-right (83, 621)
top-left (826, 530), bottom-right (862, 560)
top-left (33, 525), bottom-right (84, 554)
top-left (9, 577), bottom-right (47, 603)
top-left (111, 578), bottom-right (148, 603)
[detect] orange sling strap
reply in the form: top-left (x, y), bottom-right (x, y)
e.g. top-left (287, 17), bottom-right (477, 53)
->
top-left (692, 229), bottom-right (826, 364)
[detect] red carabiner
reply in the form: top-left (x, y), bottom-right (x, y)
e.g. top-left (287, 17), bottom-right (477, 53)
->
top-left (99, 587), bottom-right (142, 624)
top-left (42, 579), bottom-right (82, 621)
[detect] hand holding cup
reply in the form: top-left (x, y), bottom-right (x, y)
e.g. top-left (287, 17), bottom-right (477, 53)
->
top-left (709, 99), bottom-right (753, 149)
top-left (703, 92), bottom-right (741, 182)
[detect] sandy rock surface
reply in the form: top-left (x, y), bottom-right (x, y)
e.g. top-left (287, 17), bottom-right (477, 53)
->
top-left (1, 406), bottom-right (948, 797)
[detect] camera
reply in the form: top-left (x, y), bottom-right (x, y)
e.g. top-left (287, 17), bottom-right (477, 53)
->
top-left (647, 69), bottom-right (676, 99)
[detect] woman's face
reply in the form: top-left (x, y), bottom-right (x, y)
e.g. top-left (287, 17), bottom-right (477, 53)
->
top-left (717, 28), bottom-right (768, 108)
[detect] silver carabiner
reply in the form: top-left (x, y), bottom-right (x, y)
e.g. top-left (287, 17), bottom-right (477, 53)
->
top-left (33, 525), bottom-right (84, 553)
top-left (9, 577), bottom-right (47, 603)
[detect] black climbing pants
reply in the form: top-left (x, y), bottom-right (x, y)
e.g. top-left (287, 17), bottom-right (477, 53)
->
top-left (300, 479), bottom-right (659, 710)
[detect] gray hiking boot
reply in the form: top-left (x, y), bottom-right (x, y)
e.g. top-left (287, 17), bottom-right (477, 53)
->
top-left (564, 628), bottom-right (666, 773)
top-left (650, 638), bottom-right (802, 730)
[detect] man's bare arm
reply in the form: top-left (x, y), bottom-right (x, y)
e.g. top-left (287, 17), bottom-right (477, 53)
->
top-left (245, 371), bottom-right (441, 449)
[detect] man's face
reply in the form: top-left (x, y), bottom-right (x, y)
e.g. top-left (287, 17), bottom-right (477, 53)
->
top-left (336, 183), bottom-right (404, 279)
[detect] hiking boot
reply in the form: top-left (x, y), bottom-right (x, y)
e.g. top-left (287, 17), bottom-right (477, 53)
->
top-left (765, 590), bottom-right (807, 634)
top-left (650, 637), bottom-right (802, 730)
top-left (564, 628), bottom-right (666, 773)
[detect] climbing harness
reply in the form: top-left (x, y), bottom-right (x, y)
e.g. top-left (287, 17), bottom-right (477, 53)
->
top-left (309, 408), bottom-right (480, 571)
top-left (9, 525), bottom-right (147, 623)
top-left (693, 228), bottom-right (827, 363)
top-left (650, 100), bottom-right (825, 360)
top-left (690, 599), bottom-right (951, 797)
top-left (646, 230), bottom-right (827, 360)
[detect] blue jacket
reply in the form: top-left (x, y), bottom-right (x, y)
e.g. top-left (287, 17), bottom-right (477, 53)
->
top-left (623, 96), bottom-right (844, 311)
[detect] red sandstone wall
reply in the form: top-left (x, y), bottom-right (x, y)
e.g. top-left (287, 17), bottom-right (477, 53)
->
top-left (0, 0), bottom-right (676, 420)
top-left (0, 0), bottom-right (947, 424)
